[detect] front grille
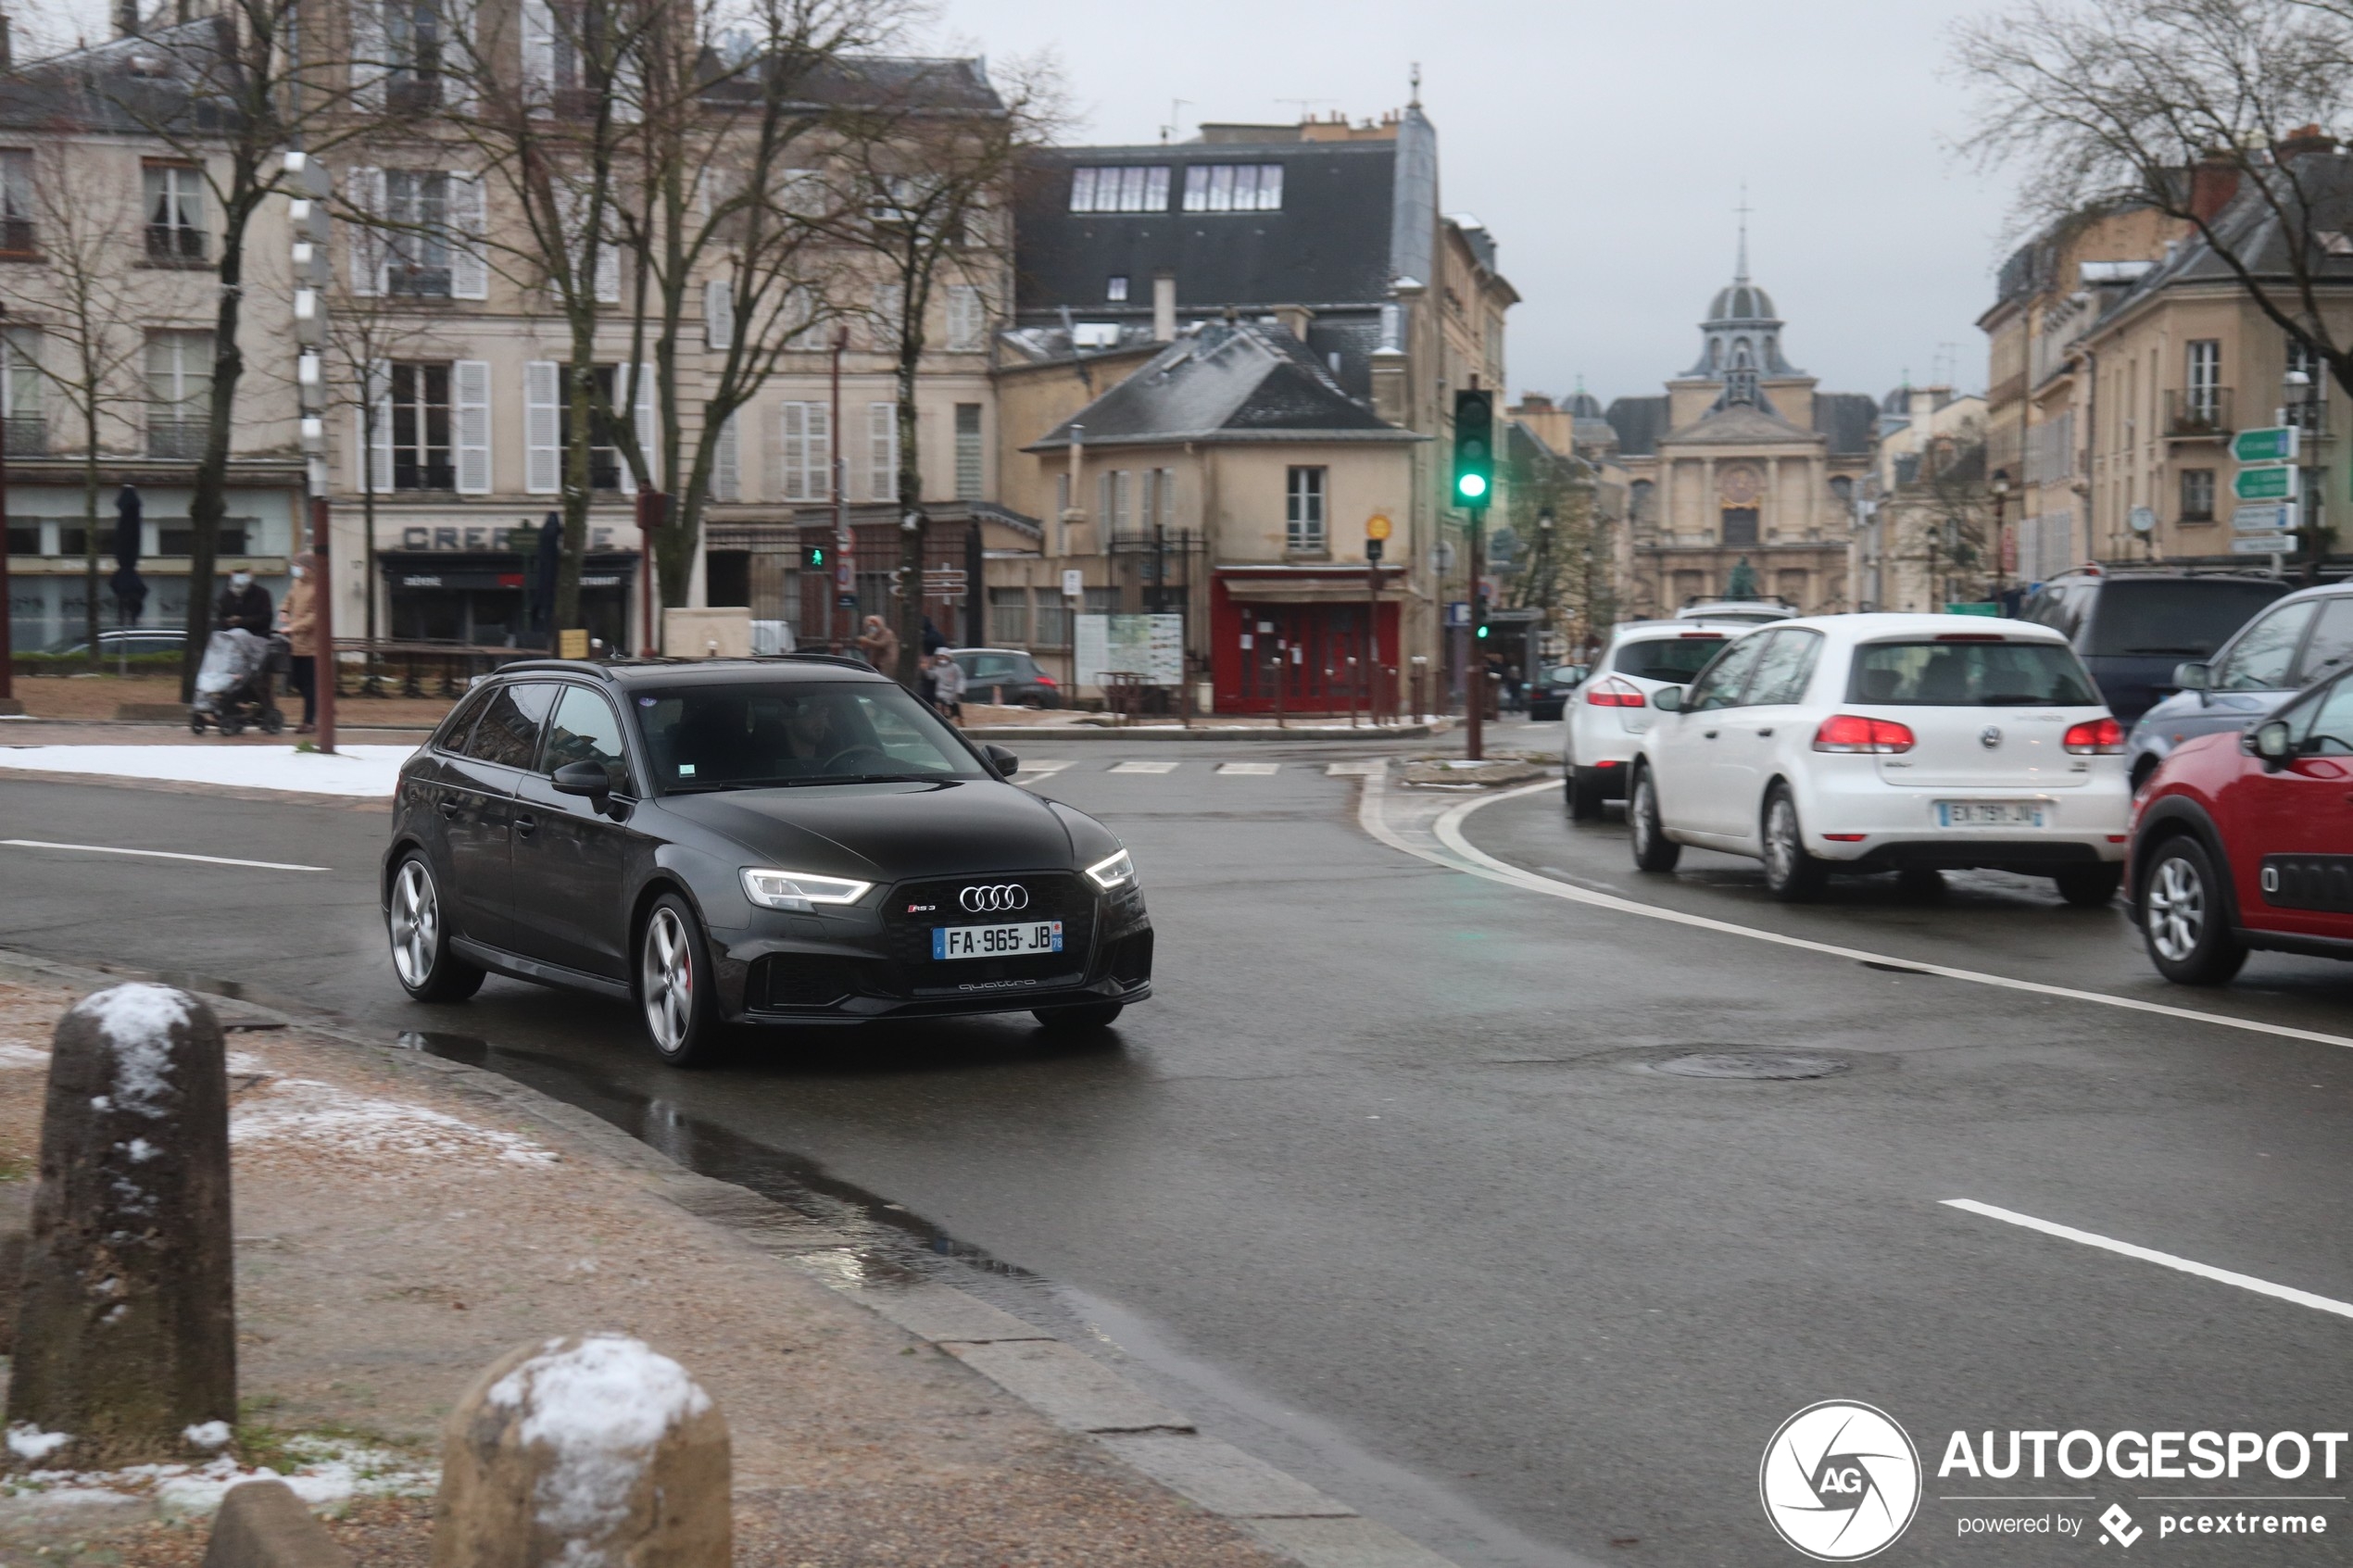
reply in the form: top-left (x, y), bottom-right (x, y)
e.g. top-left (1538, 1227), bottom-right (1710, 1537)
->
top-left (749, 954), bottom-right (868, 1010)
top-left (883, 872), bottom-right (1096, 995)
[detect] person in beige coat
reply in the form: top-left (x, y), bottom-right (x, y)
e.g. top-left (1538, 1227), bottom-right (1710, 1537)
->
top-left (280, 555), bottom-right (320, 733)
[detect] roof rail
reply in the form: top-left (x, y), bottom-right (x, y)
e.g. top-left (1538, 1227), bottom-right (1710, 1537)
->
top-left (773, 651), bottom-right (880, 671)
top-left (485, 659), bottom-right (613, 679)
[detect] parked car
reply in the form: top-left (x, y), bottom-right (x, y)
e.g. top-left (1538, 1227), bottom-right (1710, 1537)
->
top-left (42, 628), bottom-right (187, 658)
top-left (1527, 663), bottom-right (1587, 721)
top-left (2124, 581), bottom-right (2353, 790)
top-left (2015, 569), bottom-right (2288, 722)
top-left (948, 647), bottom-right (1063, 709)
top-left (1626, 613), bottom-right (2132, 903)
top-left (383, 655), bottom-right (1151, 1063)
top-left (1563, 619), bottom-right (1762, 818)
top-left (2128, 665), bottom-right (2353, 984)
top-left (1675, 599), bottom-right (1795, 625)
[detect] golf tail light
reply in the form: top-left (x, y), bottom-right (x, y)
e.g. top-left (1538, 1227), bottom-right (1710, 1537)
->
top-left (1813, 714), bottom-right (1916, 754)
top-left (1585, 678), bottom-right (1645, 709)
top-left (742, 869), bottom-right (873, 910)
top-left (1086, 848), bottom-right (1135, 890)
top-left (2064, 717), bottom-right (2126, 754)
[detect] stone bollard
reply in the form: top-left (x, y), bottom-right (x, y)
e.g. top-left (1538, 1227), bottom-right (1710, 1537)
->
top-left (431, 1335), bottom-right (729, 1568)
top-left (202, 1479), bottom-right (353, 1568)
top-left (6, 984), bottom-right (234, 1469)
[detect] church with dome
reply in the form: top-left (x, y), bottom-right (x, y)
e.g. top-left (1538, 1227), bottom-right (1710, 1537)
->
top-left (1582, 246), bottom-right (1878, 617)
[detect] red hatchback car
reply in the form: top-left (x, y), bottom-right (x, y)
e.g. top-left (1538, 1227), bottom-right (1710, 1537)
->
top-left (2127, 668), bottom-right (2353, 984)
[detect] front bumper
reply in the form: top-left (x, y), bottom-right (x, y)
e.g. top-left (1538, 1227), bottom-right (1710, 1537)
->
top-left (710, 868), bottom-right (1153, 1024)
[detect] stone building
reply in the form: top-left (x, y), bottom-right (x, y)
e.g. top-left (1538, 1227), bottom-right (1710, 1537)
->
top-left (1600, 252), bottom-right (1876, 616)
top-left (1851, 385), bottom-right (1992, 612)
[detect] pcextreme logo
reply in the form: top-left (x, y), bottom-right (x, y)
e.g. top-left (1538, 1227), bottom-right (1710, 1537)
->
top-left (1760, 1400), bottom-right (1924, 1562)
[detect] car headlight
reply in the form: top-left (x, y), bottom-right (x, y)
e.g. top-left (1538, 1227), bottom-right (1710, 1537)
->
top-left (1085, 849), bottom-right (1135, 890)
top-left (741, 868), bottom-right (874, 911)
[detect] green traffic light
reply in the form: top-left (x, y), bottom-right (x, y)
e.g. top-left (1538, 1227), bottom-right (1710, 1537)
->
top-left (1457, 473), bottom-right (1489, 500)
top-left (1476, 624), bottom-right (1489, 638)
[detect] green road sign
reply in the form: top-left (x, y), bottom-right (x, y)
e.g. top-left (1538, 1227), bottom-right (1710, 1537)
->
top-left (2232, 426), bottom-right (2300, 464)
top-left (2234, 465), bottom-right (2298, 502)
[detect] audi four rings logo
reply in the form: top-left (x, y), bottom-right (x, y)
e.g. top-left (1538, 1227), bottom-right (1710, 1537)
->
top-left (1760, 1400), bottom-right (1921, 1561)
top-left (960, 884), bottom-right (1029, 913)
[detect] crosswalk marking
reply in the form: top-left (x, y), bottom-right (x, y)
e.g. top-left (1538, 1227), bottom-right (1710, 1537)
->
top-left (1326, 761), bottom-right (1385, 776)
top-left (1216, 762), bottom-right (1280, 775)
top-left (1108, 760), bottom-right (1180, 774)
top-left (1016, 759), bottom-right (1074, 775)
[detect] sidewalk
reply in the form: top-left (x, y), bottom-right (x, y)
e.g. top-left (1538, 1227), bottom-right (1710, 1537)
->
top-left (0, 960), bottom-right (1450, 1568)
top-left (0, 744), bottom-right (416, 797)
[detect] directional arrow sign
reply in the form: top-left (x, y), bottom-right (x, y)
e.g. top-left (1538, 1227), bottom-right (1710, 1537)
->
top-left (2234, 465), bottom-right (2299, 502)
top-left (2233, 426), bottom-right (2301, 464)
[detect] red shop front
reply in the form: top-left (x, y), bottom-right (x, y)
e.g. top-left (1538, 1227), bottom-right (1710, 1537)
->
top-left (1211, 570), bottom-right (1403, 716)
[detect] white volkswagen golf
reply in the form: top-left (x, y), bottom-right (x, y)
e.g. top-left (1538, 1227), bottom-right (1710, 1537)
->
top-left (1563, 618), bottom-right (1765, 818)
top-left (1626, 614), bottom-right (2132, 903)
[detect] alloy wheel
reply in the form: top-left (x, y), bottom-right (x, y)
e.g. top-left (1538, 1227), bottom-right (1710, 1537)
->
top-left (1765, 798), bottom-right (1798, 884)
top-left (389, 860), bottom-right (438, 986)
top-left (642, 907), bottom-right (695, 1055)
top-left (1632, 778), bottom-right (1655, 852)
top-left (2146, 854), bottom-right (2206, 962)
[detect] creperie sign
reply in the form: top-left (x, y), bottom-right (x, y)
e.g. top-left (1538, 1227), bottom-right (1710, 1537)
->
top-left (1940, 1429), bottom-right (2348, 1481)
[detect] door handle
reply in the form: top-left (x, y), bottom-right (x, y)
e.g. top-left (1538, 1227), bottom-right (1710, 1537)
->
top-left (1704, 730), bottom-right (1718, 740)
top-left (514, 813), bottom-right (538, 838)
top-left (1757, 727), bottom-right (1775, 737)
top-left (436, 796), bottom-right (460, 818)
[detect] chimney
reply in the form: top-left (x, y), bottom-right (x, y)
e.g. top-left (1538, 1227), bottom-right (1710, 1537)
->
top-left (114, 0), bottom-right (138, 36)
top-left (2189, 154), bottom-right (2241, 223)
top-left (1271, 303), bottom-right (1314, 340)
top-left (1151, 270), bottom-right (1176, 342)
top-left (2271, 124), bottom-right (2335, 167)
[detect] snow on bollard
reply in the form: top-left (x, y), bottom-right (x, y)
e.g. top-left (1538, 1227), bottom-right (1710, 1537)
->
top-left (6, 984), bottom-right (235, 1469)
top-left (431, 1335), bottom-right (729, 1568)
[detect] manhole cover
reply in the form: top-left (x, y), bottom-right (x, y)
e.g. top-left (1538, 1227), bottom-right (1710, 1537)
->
top-left (1651, 1051), bottom-right (1848, 1081)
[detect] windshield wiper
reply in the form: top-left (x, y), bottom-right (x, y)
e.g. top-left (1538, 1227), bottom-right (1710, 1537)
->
top-left (776, 771), bottom-right (949, 787)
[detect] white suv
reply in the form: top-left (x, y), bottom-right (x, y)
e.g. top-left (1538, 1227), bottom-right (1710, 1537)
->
top-left (1565, 619), bottom-right (1764, 818)
top-left (1627, 614), bottom-right (2132, 903)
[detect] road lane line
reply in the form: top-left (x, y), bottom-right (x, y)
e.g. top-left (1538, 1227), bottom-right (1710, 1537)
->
top-left (0, 839), bottom-right (330, 872)
top-left (1941, 1198), bottom-right (2353, 1321)
top-left (1362, 774), bottom-right (2353, 1054)
top-left (1217, 763), bottom-right (1280, 776)
top-left (1110, 760), bottom-right (1179, 774)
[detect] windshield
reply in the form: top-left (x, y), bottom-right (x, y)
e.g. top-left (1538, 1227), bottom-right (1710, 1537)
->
top-left (2082, 581), bottom-right (2286, 658)
top-left (634, 681), bottom-right (988, 793)
top-left (1848, 641), bottom-right (2100, 707)
top-left (1614, 636), bottom-right (1730, 683)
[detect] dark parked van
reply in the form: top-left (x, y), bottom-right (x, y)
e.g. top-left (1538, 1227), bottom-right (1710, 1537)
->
top-left (2016, 571), bottom-right (2289, 721)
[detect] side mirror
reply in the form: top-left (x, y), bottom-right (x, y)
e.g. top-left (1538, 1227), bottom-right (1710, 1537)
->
top-left (1652, 685), bottom-right (1685, 714)
top-left (985, 745), bottom-right (1020, 777)
top-left (552, 759), bottom-right (611, 799)
top-left (2252, 720), bottom-right (2295, 769)
top-left (2172, 660), bottom-right (2210, 693)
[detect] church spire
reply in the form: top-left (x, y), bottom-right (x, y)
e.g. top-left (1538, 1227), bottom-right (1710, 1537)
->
top-left (1734, 182), bottom-right (1751, 284)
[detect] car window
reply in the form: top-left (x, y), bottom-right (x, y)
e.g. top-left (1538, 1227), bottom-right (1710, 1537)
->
top-left (1550, 665), bottom-right (1585, 684)
top-left (2082, 580), bottom-right (2287, 659)
top-left (1847, 640), bottom-right (2099, 706)
top-left (965, 654), bottom-right (1018, 678)
top-left (2283, 675), bottom-right (2353, 756)
top-left (434, 685), bottom-right (497, 753)
top-left (1683, 635), bottom-right (1768, 713)
top-left (1613, 634), bottom-right (1729, 683)
top-left (463, 682), bottom-right (558, 769)
top-left (2292, 596), bottom-right (2353, 685)
top-left (1745, 629), bottom-right (1824, 706)
top-left (634, 681), bottom-right (987, 791)
top-left (542, 685), bottom-right (635, 794)
top-left (2019, 587), bottom-right (2078, 640)
top-left (2214, 601), bottom-right (2318, 692)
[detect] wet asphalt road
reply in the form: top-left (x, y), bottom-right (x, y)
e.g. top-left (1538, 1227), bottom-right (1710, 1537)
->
top-left (4, 719), bottom-right (2353, 1567)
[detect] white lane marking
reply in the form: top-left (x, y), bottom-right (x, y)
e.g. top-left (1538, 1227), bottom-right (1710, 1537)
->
top-left (1109, 760), bottom-right (1179, 774)
top-left (1360, 774), bottom-right (2353, 1054)
top-left (1, 839), bottom-right (330, 872)
top-left (1217, 762), bottom-right (1280, 776)
top-left (1017, 759), bottom-right (1075, 775)
top-left (1942, 1198), bottom-right (2353, 1321)
top-left (1326, 761), bottom-right (1384, 776)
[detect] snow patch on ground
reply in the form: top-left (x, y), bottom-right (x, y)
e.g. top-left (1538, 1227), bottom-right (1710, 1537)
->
top-left (488, 1335), bottom-right (711, 1552)
top-left (7, 1426), bottom-right (71, 1461)
top-left (0, 1043), bottom-right (50, 1068)
top-left (0, 1436), bottom-right (436, 1517)
top-left (0, 745), bottom-right (417, 797)
top-left (231, 1076), bottom-right (557, 1169)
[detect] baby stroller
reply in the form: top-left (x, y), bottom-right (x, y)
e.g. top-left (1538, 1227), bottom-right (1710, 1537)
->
top-left (190, 628), bottom-right (288, 735)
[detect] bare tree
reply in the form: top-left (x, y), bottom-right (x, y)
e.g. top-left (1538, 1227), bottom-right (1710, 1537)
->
top-left (1954, 0), bottom-right (2353, 564)
top-left (21, 139), bottom-right (145, 668)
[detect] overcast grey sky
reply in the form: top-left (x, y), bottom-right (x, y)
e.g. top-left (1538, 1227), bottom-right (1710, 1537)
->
top-left (933, 0), bottom-right (2017, 409)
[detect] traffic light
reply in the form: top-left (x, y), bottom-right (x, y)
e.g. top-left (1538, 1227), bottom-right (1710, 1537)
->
top-left (1452, 388), bottom-right (1493, 508)
top-left (804, 544), bottom-right (826, 570)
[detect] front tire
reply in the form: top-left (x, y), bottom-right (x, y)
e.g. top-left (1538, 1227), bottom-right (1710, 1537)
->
top-left (387, 854), bottom-right (484, 1003)
top-left (2054, 862), bottom-right (2125, 908)
top-left (1760, 786), bottom-right (1828, 902)
top-left (1035, 1001), bottom-right (1124, 1033)
top-left (639, 895), bottom-right (723, 1066)
top-left (2138, 838), bottom-right (2246, 984)
top-left (1567, 766), bottom-right (1607, 821)
top-left (1629, 768), bottom-right (1680, 873)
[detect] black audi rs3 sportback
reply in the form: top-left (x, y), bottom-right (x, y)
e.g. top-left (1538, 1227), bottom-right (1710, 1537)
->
top-left (381, 656), bottom-right (1151, 1065)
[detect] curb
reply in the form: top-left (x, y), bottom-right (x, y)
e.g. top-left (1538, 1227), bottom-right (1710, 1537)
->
top-left (0, 945), bottom-right (1463, 1568)
top-left (966, 722), bottom-right (1441, 743)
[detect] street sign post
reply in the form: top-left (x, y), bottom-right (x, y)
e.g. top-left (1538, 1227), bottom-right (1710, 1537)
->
top-left (2232, 427), bottom-right (2301, 464)
top-left (2233, 465), bottom-right (2299, 502)
top-left (2233, 504), bottom-right (2294, 533)
top-left (2232, 533), bottom-right (2296, 554)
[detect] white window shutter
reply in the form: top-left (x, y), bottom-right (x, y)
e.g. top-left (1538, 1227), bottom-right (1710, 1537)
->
top-left (619, 363), bottom-right (656, 491)
top-left (613, 42), bottom-right (645, 126)
top-left (361, 359), bottom-right (393, 493)
top-left (525, 359), bottom-right (560, 494)
top-left (776, 402), bottom-right (800, 500)
top-left (867, 400), bottom-right (897, 502)
top-left (596, 239), bottom-right (621, 304)
top-left (712, 408), bottom-right (739, 502)
top-left (704, 278), bottom-right (735, 350)
top-left (453, 360), bottom-right (492, 493)
top-left (440, 0), bottom-right (479, 111)
top-left (811, 401), bottom-right (830, 500)
top-left (448, 173), bottom-right (488, 299)
top-left (349, 0), bottom-right (387, 108)
top-left (948, 284), bottom-right (983, 350)
top-left (346, 168), bottom-right (385, 295)
top-left (521, 0), bottom-right (556, 113)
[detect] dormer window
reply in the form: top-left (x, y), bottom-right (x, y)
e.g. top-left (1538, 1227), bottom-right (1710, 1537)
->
top-left (1106, 275), bottom-right (1129, 302)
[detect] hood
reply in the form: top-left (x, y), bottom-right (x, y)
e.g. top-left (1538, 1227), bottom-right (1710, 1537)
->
top-left (661, 778), bottom-right (1076, 880)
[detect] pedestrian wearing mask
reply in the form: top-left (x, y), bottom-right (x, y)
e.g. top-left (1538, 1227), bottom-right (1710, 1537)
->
top-left (855, 614), bottom-right (900, 673)
top-left (281, 554), bottom-right (320, 733)
top-left (216, 570), bottom-right (272, 638)
top-left (931, 651), bottom-right (966, 724)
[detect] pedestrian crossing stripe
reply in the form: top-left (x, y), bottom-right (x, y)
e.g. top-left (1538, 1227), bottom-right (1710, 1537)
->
top-left (1326, 761), bottom-right (1384, 776)
top-left (1216, 762), bottom-right (1279, 775)
top-left (1108, 760), bottom-right (1180, 774)
top-left (1018, 759), bottom-right (1075, 774)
